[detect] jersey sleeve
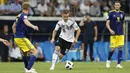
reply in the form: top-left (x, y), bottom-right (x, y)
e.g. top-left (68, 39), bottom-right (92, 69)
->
top-left (22, 15), bottom-right (28, 21)
top-left (123, 12), bottom-right (125, 21)
top-left (93, 21), bottom-right (97, 26)
top-left (107, 12), bottom-right (112, 20)
top-left (73, 22), bottom-right (79, 30)
top-left (54, 21), bottom-right (61, 31)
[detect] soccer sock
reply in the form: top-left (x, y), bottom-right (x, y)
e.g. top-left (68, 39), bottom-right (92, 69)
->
top-left (23, 56), bottom-right (28, 69)
top-left (27, 55), bottom-right (36, 70)
top-left (117, 50), bottom-right (122, 64)
top-left (51, 52), bottom-right (58, 68)
top-left (108, 51), bottom-right (114, 60)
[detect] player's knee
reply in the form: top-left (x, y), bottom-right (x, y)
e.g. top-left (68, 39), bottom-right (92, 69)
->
top-left (118, 45), bottom-right (123, 49)
top-left (23, 52), bottom-right (28, 56)
top-left (61, 49), bottom-right (69, 56)
top-left (61, 51), bottom-right (66, 55)
top-left (30, 49), bottom-right (38, 55)
top-left (53, 46), bottom-right (61, 55)
top-left (55, 46), bottom-right (60, 52)
top-left (110, 48), bottom-right (115, 52)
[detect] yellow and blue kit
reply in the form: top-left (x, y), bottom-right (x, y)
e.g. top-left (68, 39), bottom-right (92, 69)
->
top-left (14, 12), bottom-right (34, 52)
top-left (107, 10), bottom-right (125, 48)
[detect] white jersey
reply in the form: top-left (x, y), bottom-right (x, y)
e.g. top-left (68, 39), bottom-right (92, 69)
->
top-left (54, 19), bottom-right (79, 42)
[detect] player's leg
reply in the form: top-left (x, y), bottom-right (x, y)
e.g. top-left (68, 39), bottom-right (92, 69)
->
top-left (50, 46), bottom-right (68, 70)
top-left (50, 38), bottom-right (63, 70)
top-left (14, 38), bottom-right (38, 73)
top-left (27, 48), bottom-right (38, 70)
top-left (81, 43), bottom-right (84, 60)
top-left (106, 36), bottom-right (116, 68)
top-left (22, 52), bottom-right (28, 70)
top-left (23, 38), bottom-right (38, 71)
top-left (116, 35), bottom-right (124, 68)
top-left (50, 38), bottom-right (72, 70)
top-left (14, 38), bottom-right (30, 71)
top-left (116, 46), bottom-right (123, 68)
top-left (83, 40), bottom-right (88, 61)
top-left (61, 40), bottom-right (72, 60)
top-left (89, 40), bottom-right (94, 61)
top-left (50, 46), bottom-right (61, 70)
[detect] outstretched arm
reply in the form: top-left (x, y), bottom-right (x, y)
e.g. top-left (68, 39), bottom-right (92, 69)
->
top-left (79, 19), bottom-right (85, 26)
top-left (79, 16), bottom-right (86, 26)
top-left (50, 30), bottom-right (57, 43)
top-left (12, 22), bottom-right (16, 35)
top-left (74, 28), bottom-right (81, 43)
top-left (24, 19), bottom-right (39, 31)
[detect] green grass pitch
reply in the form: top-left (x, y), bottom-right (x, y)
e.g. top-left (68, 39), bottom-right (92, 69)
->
top-left (0, 62), bottom-right (130, 73)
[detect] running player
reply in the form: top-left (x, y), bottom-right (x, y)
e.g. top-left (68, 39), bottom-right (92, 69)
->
top-left (12, 2), bottom-right (39, 73)
top-left (50, 10), bottom-right (81, 70)
top-left (106, 1), bottom-right (125, 68)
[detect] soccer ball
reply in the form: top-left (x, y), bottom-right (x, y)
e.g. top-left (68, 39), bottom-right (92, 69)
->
top-left (65, 61), bottom-right (74, 70)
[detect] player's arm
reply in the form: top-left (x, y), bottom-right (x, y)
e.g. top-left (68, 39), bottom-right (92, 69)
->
top-left (106, 20), bottom-right (111, 30)
top-left (0, 38), bottom-right (9, 46)
top-left (74, 22), bottom-right (81, 43)
top-left (79, 20), bottom-right (84, 26)
top-left (0, 38), bottom-right (5, 42)
top-left (79, 16), bottom-right (85, 26)
top-left (123, 13), bottom-right (125, 34)
top-left (75, 28), bottom-right (81, 43)
top-left (24, 19), bottom-right (39, 31)
top-left (106, 20), bottom-right (115, 35)
top-left (50, 23), bottom-right (60, 43)
top-left (12, 22), bottom-right (16, 34)
top-left (94, 24), bottom-right (98, 41)
top-left (38, 47), bottom-right (43, 58)
top-left (123, 20), bottom-right (125, 34)
top-left (106, 12), bottom-right (115, 35)
top-left (50, 30), bottom-right (57, 43)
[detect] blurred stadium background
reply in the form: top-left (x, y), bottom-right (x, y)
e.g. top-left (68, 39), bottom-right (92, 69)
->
top-left (0, 0), bottom-right (130, 63)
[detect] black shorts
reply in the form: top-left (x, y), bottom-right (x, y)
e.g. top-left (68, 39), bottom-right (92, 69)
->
top-left (55, 38), bottom-right (72, 55)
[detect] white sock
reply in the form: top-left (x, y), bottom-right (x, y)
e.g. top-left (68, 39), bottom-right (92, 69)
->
top-left (51, 52), bottom-right (58, 68)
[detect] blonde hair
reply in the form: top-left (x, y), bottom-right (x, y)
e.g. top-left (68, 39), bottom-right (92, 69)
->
top-left (22, 2), bottom-right (30, 10)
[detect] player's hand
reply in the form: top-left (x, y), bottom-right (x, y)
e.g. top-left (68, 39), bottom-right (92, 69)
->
top-left (109, 29), bottom-right (115, 35)
top-left (2, 40), bottom-right (10, 46)
top-left (94, 36), bottom-right (97, 41)
top-left (33, 26), bottom-right (39, 31)
top-left (74, 39), bottom-right (78, 43)
top-left (50, 39), bottom-right (55, 43)
top-left (39, 55), bottom-right (43, 59)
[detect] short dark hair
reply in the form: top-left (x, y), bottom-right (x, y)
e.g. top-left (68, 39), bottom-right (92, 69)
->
top-left (62, 9), bottom-right (70, 14)
top-left (85, 13), bottom-right (90, 16)
top-left (115, 1), bottom-right (120, 4)
top-left (22, 2), bottom-right (30, 10)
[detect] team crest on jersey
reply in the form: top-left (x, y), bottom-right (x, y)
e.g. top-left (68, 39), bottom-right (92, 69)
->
top-left (113, 15), bottom-right (116, 17)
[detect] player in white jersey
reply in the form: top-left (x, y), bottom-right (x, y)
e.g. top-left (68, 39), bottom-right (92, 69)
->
top-left (50, 10), bottom-right (81, 70)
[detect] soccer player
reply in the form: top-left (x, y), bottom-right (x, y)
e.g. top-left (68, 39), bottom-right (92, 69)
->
top-left (50, 10), bottom-right (81, 70)
top-left (106, 1), bottom-right (125, 68)
top-left (12, 2), bottom-right (39, 73)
